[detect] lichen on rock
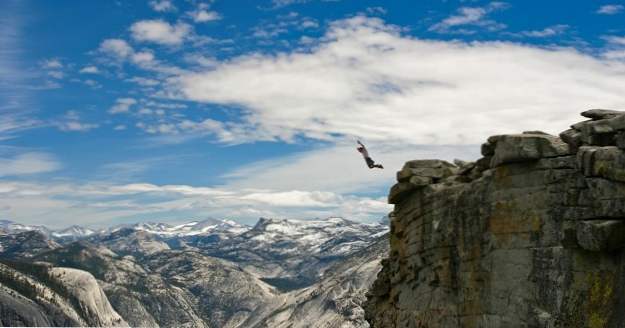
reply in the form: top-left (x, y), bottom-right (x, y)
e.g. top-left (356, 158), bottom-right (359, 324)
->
top-left (365, 110), bottom-right (625, 328)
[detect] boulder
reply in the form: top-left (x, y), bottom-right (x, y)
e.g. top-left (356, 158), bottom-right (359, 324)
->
top-left (559, 129), bottom-right (582, 151)
top-left (489, 133), bottom-right (570, 167)
top-left (396, 160), bottom-right (456, 182)
top-left (581, 109), bottom-right (624, 120)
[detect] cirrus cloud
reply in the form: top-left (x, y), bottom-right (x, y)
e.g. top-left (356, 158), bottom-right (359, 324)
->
top-left (0, 152), bottom-right (60, 177)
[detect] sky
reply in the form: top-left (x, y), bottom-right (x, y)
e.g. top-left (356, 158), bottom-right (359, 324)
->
top-left (1, 0), bottom-right (625, 228)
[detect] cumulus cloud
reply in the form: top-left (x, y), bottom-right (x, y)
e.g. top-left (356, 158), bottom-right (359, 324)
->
top-left (97, 38), bottom-right (184, 76)
top-left (429, 2), bottom-right (508, 34)
top-left (149, 0), bottom-right (176, 12)
top-left (41, 58), bottom-right (63, 69)
top-left (189, 3), bottom-right (220, 23)
top-left (597, 4), bottom-right (623, 15)
top-left (109, 97), bottom-right (137, 114)
top-left (53, 110), bottom-right (99, 132)
top-left (0, 152), bottom-right (61, 177)
top-left (170, 16), bottom-right (625, 146)
top-left (130, 20), bottom-right (191, 45)
top-left (39, 58), bottom-right (66, 81)
top-left (99, 38), bottom-right (134, 58)
top-left (131, 50), bottom-right (156, 65)
top-left (80, 66), bottom-right (100, 74)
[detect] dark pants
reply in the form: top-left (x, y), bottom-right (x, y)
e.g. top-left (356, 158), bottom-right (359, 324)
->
top-left (365, 157), bottom-right (375, 168)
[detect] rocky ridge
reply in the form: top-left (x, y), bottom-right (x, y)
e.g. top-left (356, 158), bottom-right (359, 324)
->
top-left (0, 217), bottom-right (387, 327)
top-left (365, 109), bottom-right (625, 327)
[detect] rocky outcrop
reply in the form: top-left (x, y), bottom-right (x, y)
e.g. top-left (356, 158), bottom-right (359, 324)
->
top-left (365, 110), bottom-right (625, 327)
top-left (247, 234), bottom-right (389, 328)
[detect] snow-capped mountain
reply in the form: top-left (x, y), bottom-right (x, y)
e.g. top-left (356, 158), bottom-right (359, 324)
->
top-left (52, 225), bottom-right (96, 239)
top-left (130, 218), bottom-right (250, 237)
top-left (0, 219), bottom-right (52, 236)
top-left (247, 217), bottom-right (386, 256)
top-left (0, 216), bottom-right (390, 327)
top-left (0, 230), bottom-right (60, 257)
top-left (185, 217), bottom-right (388, 290)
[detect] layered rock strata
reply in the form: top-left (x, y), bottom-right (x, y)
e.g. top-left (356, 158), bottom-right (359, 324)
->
top-left (365, 110), bottom-right (625, 327)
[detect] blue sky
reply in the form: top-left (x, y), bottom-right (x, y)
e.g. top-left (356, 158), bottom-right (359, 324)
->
top-left (2, 0), bottom-right (625, 228)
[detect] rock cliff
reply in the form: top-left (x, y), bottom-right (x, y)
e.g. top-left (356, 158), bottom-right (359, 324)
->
top-left (365, 110), bottom-right (625, 327)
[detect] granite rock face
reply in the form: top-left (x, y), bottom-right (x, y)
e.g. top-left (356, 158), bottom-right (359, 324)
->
top-left (366, 110), bottom-right (625, 328)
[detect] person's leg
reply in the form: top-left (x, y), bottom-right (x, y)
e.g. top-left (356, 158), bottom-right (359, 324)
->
top-left (365, 157), bottom-right (375, 169)
top-left (374, 164), bottom-right (384, 169)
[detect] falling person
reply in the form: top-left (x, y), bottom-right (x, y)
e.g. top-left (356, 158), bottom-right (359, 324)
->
top-left (356, 140), bottom-right (384, 169)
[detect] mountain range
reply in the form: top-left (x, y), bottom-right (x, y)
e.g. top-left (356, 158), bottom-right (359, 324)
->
top-left (0, 217), bottom-right (388, 327)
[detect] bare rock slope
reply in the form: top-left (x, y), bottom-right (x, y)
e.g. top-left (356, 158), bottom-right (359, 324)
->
top-left (365, 109), bottom-right (625, 327)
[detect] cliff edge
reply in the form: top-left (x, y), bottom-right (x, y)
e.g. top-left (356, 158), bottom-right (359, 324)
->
top-left (365, 109), bottom-right (625, 327)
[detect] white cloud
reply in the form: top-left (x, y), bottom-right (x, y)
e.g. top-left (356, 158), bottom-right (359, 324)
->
top-left (171, 16), bottom-right (625, 146)
top-left (126, 76), bottom-right (160, 86)
top-left (149, 0), bottom-right (176, 12)
top-left (47, 70), bottom-right (64, 79)
top-left (184, 53), bottom-right (218, 67)
top-left (131, 50), bottom-right (155, 64)
top-left (597, 4), bottom-right (623, 15)
top-left (429, 2), bottom-right (508, 34)
top-left (189, 3), bottom-right (221, 23)
top-left (135, 118), bottom-right (238, 142)
top-left (56, 121), bottom-right (98, 132)
top-left (0, 180), bottom-right (390, 227)
top-left (252, 13), bottom-right (319, 39)
top-left (41, 58), bottom-right (63, 69)
top-left (109, 97), bottom-right (137, 114)
top-left (602, 35), bottom-right (625, 60)
top-left (82, 79), bottom-right (101, 89)
top-left (366, 7), bottom-right (387, 15)
top-left (300, 18), bottom-right (318, 29)
top-left (0, 152), bottom-right (60, 177)
top-left (603, 35), bottom-right (625, 46)
top-left (0, 111), bottom-right (39, 141)
top-left (271, 0), bottom-right (306, 8)
top-left (80, 65), bottom-right (100, 74)
top-left (53, 111), bottom-right (99, 132)
top-left (99, 38), bottom-right (133, 58)
top-left (130, 20), bottom-right (191, 46)
top-left (514, 24), bottom-right (568, 38)
top-left (223, 143), bottom-right (478, 193)
top-left (604, 50), bottom-right (625, 60)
